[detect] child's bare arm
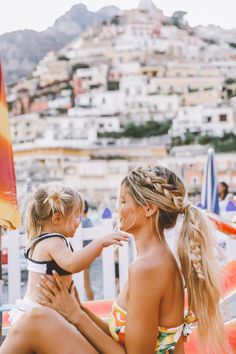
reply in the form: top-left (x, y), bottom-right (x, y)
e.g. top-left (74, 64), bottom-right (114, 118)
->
top-left (48, 232), bottom-right (129, 273)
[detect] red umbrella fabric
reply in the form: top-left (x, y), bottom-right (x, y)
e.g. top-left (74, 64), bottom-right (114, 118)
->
top-left (0, 62), bottom-right (20, 230)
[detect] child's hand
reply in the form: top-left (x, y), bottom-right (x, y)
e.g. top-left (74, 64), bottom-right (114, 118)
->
top-left (100, 231), bottom-right (131, 248)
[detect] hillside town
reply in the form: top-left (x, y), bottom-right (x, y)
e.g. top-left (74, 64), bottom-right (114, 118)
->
top-left (6, 0), bottom-right (236, 207)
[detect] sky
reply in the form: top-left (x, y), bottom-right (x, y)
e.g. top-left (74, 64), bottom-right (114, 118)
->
top-left (0, 0), bottom-right (235, 35)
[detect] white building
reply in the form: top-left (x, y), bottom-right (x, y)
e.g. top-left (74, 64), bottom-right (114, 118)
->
top-left (74, 64), bottom-right (108, 92)
top-left (10, 113), bottom-right (98, 145)
top-left (68, 107), bottom-right (121, 133)
top-left (124, 94), bottom-right (179, 123)
top-left (10, 113), bottom-right (43, 143)
top-left (171, 105), bottom-right (236, 137)
top-left (210, 61), bottom-right (236, 80)
top-left (148, 75), bottom-right (223, 95)
top-left (74, 91), bottom-right (125, 115)
top-left (120, 75), bottom-right (148, 96)
top-left (32, 52), bottom-right (70, 87)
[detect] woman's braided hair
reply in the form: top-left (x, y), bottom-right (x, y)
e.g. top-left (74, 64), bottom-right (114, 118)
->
top-left (122, 165), bottom-right (229, 353)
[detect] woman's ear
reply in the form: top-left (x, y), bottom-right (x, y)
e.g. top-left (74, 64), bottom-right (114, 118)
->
top-left (143, 204), bottom-right (158, 217)
top-left (51, 212), bottom-right (61, 225)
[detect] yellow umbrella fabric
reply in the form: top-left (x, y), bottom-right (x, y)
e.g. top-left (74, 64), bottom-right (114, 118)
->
top-left (0, 62), bottom-right (21, 230)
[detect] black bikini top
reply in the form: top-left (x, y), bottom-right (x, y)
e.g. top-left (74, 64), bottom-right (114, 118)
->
top-left (25, 233), bottom-right (74, 276)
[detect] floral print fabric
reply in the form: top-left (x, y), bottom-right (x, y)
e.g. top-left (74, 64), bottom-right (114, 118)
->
top-left (108, 302), bottom-right (193, 353)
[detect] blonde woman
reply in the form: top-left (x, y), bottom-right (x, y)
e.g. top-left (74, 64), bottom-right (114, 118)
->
top-left (8, 182), bottom-right (129, 325)
top-left (0, 167), bottom-right (230, 354)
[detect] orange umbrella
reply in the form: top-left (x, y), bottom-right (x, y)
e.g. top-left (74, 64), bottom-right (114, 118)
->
top-left (0, 62), bottom-right (20, 230)
top-left (205, 211), bottom-right (236, 238)
top-left (0, 62), bottom-right (21, 337)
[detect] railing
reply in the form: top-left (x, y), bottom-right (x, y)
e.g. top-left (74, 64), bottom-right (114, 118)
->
top-left (2, 220), bottom-right (134, 304)
top-left (1, 217), bottom-right (236, 306)
top-left (71, 219), bottom-right (131, 300)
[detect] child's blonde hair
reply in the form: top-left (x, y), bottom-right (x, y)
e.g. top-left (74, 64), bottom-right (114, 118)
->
top-left (122, 165), bottom-right (229, 353)
top-left (26, 182), bottom-right (84, 241)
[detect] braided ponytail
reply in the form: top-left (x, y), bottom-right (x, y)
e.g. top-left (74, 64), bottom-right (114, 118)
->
top-left (178, 205), bottom-right (229, 353)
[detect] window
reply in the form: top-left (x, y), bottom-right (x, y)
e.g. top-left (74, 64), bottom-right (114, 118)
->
top-left (203, 116), bottom-right (212, 123)
top-left (219, 114), bottom-right (227, 122)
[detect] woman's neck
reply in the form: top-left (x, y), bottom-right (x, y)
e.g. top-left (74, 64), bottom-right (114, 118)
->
top-left (133, 226), bottom-right (166, 257)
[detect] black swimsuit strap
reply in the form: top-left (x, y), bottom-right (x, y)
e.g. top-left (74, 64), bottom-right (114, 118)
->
top-left (25, 233), bottom-right (70, 259)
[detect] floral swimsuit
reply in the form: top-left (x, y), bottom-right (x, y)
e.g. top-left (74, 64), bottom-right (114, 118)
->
top-left (108, 302), bottom-right (193, 353)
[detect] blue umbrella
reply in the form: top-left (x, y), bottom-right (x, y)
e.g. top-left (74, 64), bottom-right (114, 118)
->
top-left (196, 202), bottom-right (204, 209)
top-left (102, 207), bottom-right (112, 219)
top-left (201, 148), bottom-right (220, 214)
top-left (226, 200), bottom-right (236, 211)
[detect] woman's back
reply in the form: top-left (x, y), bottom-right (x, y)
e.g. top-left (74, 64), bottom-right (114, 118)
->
top-left (132, 244), bottom-right (184, 328)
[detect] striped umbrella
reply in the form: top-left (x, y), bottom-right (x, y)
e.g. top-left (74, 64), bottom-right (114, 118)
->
top-left (201, 148), bottom-right (220, 214)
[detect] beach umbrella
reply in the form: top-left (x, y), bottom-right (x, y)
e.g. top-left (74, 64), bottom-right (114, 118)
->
top-left (201, 148), bottom-right (220, 215)
top-left (196, 202), bottom-right (204, 209)
top-left (102, 207), bottom-right (112, 219)
top-left (0, 62), bottom-right (21, 336)
top-left (226, 200), bottom-right (236, 212)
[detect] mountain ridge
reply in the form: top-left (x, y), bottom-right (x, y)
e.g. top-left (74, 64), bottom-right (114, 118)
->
top-left (0, 4), bottom-right (119, 84)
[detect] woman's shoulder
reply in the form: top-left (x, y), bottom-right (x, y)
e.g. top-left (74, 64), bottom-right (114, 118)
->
top-left (129, 253), bottom-right (169, 279)
top-left (130, 247), bottom-right (177, 282)
top-left (128, 256), bottom-right (169, 297)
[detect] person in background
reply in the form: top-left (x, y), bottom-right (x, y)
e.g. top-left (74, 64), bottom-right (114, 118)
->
top-left (218, 182), bottom-right (232, 201)
top-left (82, 200), bottom-right (94, 300)
top-left (82, 201), bottom-right (93, 229)
top-left (218, 181), bottom-right (235, 215)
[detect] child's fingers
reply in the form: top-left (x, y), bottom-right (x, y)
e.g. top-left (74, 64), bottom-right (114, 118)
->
top-left (116, 230), bottom-right (132, 237)
top-left (112, 240), bottom-right (123, 246)
top-left (117, 234), bottom-right (129, 239)
top-left (115, 234), bottom-right (130, 241)
top-left (114, 235), bottom-right (128, 242)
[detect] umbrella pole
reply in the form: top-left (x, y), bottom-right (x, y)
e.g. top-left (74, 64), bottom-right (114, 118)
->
top-left (0, 226), bottom-right (2, 341)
